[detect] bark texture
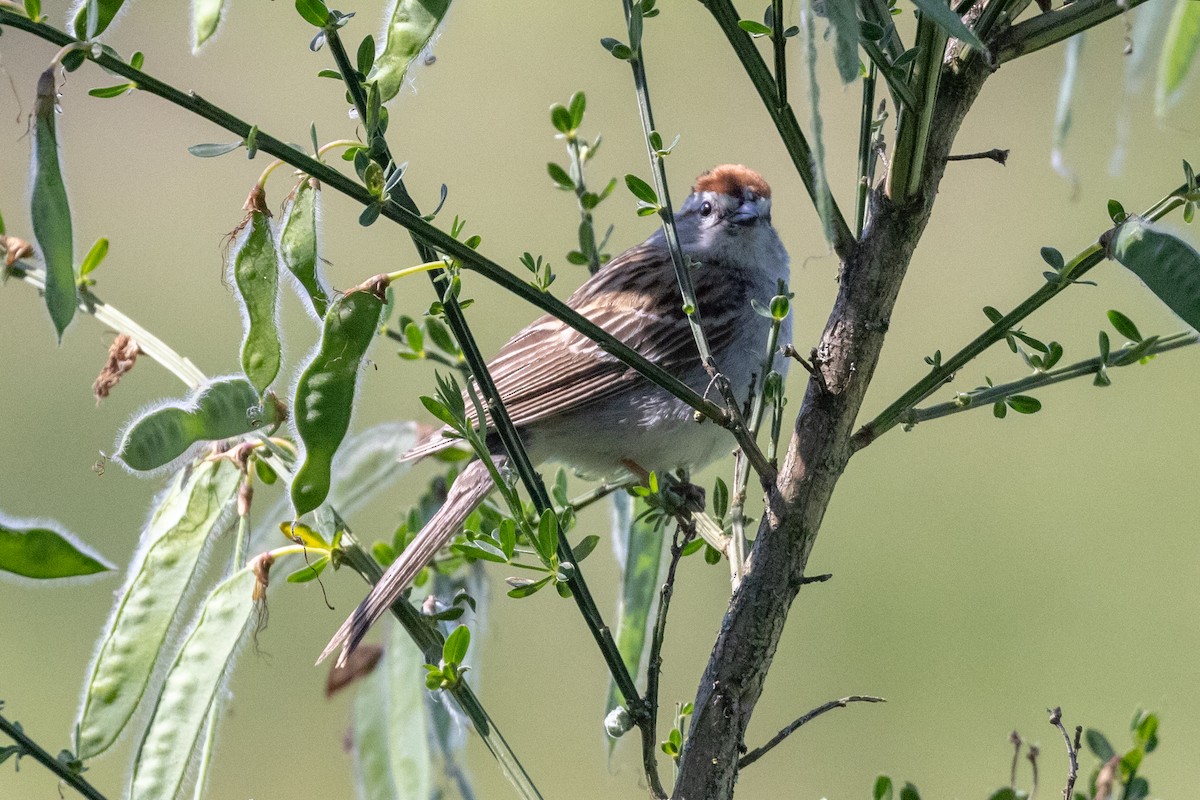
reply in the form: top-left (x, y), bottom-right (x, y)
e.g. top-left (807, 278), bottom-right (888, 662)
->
top-left (672, 59), bottom-right (992, 799)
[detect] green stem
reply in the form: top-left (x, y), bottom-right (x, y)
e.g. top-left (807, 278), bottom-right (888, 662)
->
top-left (619, 0), bottom-right (713, 369)
top-left (0, 713), bottom-right (109, 800)
top-left (0, 9), bottom-right (731, 432)
top-left (855, 63), bottom-right (878, 239)
top-left (770, 0), bottom-right (787, 106)
top-left (698, 0), bottom-right (856, 261)
top-left (908, 332), bottom-right (1199, 424)
top-left (994, 0), bottom-right (1151, 63)
top-left (852, 186), bottom-right (1189, 448)
top-left (886, 15), bottom-right (947, 201)
top-left (860, 37), bottom-right (919, 110)
top-left (565, 133), bottom-right (603, 275)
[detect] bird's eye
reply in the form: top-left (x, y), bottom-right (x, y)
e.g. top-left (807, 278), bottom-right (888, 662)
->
top-left (699, 201), bottom-right (713, 217)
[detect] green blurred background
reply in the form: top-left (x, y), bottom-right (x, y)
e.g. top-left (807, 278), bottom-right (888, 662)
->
top-left (2, 2), bottom-right (1198, 798)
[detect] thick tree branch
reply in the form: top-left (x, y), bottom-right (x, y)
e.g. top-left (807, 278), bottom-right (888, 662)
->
top-left (671, 59), bottom-right (992, 800)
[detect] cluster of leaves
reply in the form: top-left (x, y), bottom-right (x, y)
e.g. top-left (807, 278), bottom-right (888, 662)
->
top-left (877, 709), bottom-right (1161, 800)
top-left (547, 91), bottom-right (617, 272)
top-left (392, 312), bottom-right (467, 370)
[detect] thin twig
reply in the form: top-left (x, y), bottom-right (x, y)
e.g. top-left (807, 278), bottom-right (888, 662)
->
top-left (0, 712), bottom-right (109, 800)
top-left (905, 331), bottom-right (1198, 425)
top-left (1047, 706), bottom-right (1080, 800)
top-left (1010, 730), bottom-right (1023, 791)
top-left (642, 523), bottom-right (696, 799)
top-left (737, 695), bottom-right (885, 769)
top-left (995, 0), bottom-right (1154, 63)
top-left (851, 185), bottom-right (1189, 450)
top-left (946, 148), bottom-right (1010, 164)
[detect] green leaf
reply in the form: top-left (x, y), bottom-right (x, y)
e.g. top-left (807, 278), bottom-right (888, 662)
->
top-left (711, 477), bottom-right (729, 519)
top-left (1040, 246), bottom-right (1065, 271)
top-left (442, 625), bottom-right (470, 665)
top-left (287, 555), bottom-right (330, 582)
top-left (357, 34), bottom-right (376, 76)
top-left (1108, 198), bottom-right (1127, 223)
top-left (1133, 710), bottom-right (1159, 752)
top-left (295, 0), bottom-right (331, 27)
top-left (1156, 0), bottom-right (1200, 115)
top-left (351, 621), bottom-right (432, 800)
top-left (506, 574), bottom-right (552, 598)
top-left (1006, 395), bottom-right (1041, 414)
top-left (909, 0), bottom-right (988, 54)
top-left (600, 37), bottom-right (633, 60)
top-left (31, 69), bottom-right (76, 342)
top-left (71, 0), bottom-right (127, 38)
top-left (547, 162), bottom-right (574, 189)
top-left (605, 493), bottom-right (666, 744)
top-left (536, 510), bottom-right (559, 562)
top-left (624, 174), bottom-right (658, 204)
top-left (738, 19), bottom-right (772, 35)
top-left (1106, 309), bottom-right (1143, 342)
top-left (873, 775), bottom-right (894, 800)
top-left (1110, 218), bottom-right (1200, 332)
top-left (550, 103), bottom-right (573, 134)
top-left (899, 781), bottom-right (922, 800)
top-left (824, 0), bottom-right (861, 84)
top-left (129, 564), bottom-right (257, 800)
top-left (799, 0), bottom-right (835, 247)
top-left (1125, 777), bottom-right (1150, 800)
top-left (367, 0), bottom-right (450, 104)
top-left (187, 141), bottom-right (242, 158)
top-left (573, 534), bottom-right (600, 562)
top-left (78, 236), bottom-right (108, 278)
top-left (1085, 728), bottom-right (1116, 762)
top-left (87, 84), bottom-right (133, 98)
top-left (0, 514), bottom-right (113, 580)
top-left (192, 0), bottom-right (226, 52)
top-left (568, 91), bottom-right (586, 129)
top-left (987, 790), bottom-right (1018, 800)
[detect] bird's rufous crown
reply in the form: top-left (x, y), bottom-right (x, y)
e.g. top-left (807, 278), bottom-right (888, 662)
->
top-left (692, 164), bottom-right (771, 199)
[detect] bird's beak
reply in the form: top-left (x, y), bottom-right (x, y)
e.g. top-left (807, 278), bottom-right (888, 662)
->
top-left (729, 199), bottom-right (762, 226)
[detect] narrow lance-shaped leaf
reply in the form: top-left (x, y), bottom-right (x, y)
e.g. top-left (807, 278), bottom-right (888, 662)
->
top-left (1156, 0), bottom-right (1200, 116)
top-left (823, 0), bottom-right (862, 84)
top-left (0, 513), bottom-right (113, 580)
top-left (910, 0), bottom-right (989, 54)
top-left (71, 0), bottom-right (127, 38)
top-left (30, 68), bottom-right (75, 342)
top-left (74, 460), bottom-right (241, 760)
top-left (129, 562), bottom-right (259, 800)
top-left (605, 492), bottom-right (665, 741)
top-left (231, 186), bottom-right (282, 397)
top-left (369, 0), bottom-right (452, 104)
top-left (277, 176), bottom-right (331, 319)
top-left (1051, 34), bottom-right (1083, 189)
top-left (115, 376), bottom-right (286, 473)
top-left (352, 620), bottom-right (433, 800)
top-left (1110, 217), bottom-right (1200, 331)
top-left (292, 280), bottom-right (387, 516)
top-left (192, 0), bottom-right (227, 52)
top-left (799, 0), bottom-right (834, 246)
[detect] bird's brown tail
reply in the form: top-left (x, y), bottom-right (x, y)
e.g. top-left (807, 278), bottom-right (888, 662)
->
top-left (317, 457), bottom-right (498, 667)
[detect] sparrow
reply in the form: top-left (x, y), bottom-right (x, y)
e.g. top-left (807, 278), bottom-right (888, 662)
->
top-left (320, 164), bottom-right (791, 666)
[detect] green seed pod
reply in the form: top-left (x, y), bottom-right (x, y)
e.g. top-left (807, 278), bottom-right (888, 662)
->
top-left (129, 560), bottom-right (258, 800)
top-left (367, 0), bottom-right (451, 104)
top-left (116, 376), bottom-right (286, 472)
top-left (1110, 216), bottom-right (1200, 331)
top-left (30, 68), bottom-right (76, 342)
top-left (291, 278), bottom-right (387, 517)
top-left (231, 186), bottom-right (282, 397)
top-left (75, 460), bottom-right (240, 759)
top-left (277, 176), bottom-right (331, 319)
